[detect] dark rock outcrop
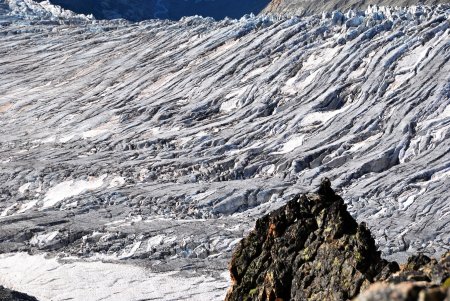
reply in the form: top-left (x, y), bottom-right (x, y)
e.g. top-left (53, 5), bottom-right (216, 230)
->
top-left (225, 179), bottom-right (450, 301)
top-left (355, 252), bottom-right (450, 301)
top-left (225, 179), bottom-right (399, 301)
top-left (0, 286), bottom-right (38, 301)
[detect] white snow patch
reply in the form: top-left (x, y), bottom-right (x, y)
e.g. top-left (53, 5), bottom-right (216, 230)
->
top-left (226, 141), bottom-right (263, 155)
top-left (109, 176), bottom-right (125, 188)
top-left (210, 39), bottom-right (238, 56)
top-left (41, 136), bottom-right (56, 143)
top-left (301, 106), bottom-right (348, 126)
top-left (82, 129), bottom-right (109, 139)
top-left (146, 235), bottom-right (165, 251)
top-left (105, 215), bottom-right (143, 228)
top-left (220, 86), bottom-right (248, 112)
top-left (348, 133), bottom-right (383, 152)
top-left (398, 186), bottom-right (427, 210)
top-left (192, 190), bottom-right (216, 202)
top-left (220, 99), bottom-right (238, 112)
top-left (195, 130), bottom-right (209, 138)
top-left (18, 183), bottom-right (31, 194)
top-left (282, 70), bottom-right (320, 94)
top-left (144, 70), bottom-right (183, 93)
top-left (1, 158), bottom-right (11, 164)
top-left (138, 168), bottom-right (150, 181)
top-left (0, 253), bottom-right (229, 301)
top-left (261, 164), bottom-right (276, 175)
top-left (59, 134), bottom-right (76, 143)
top-left (178, 136), bottom-right (193, 146)
top-left (30, 231), bottom-right (59, 247)
top-left (1, 203), bottom-right (18, 217)
top-left (433, 124), bottom-right (450, 143)
top-left (273, 135), bottom-right (305, 154)
top-left (431, 167), bottom-right (450, 181)
top-left (119, 241), bottom-right (142, 259)
top-left (387, 72), bottom-right (413, 92)
top-left (42, 174), bottom-right (107, 209)
top-left (302, 47), bottom-right (340, 70)
top-left (17, 200), bottom-right (38, 214)
top-left (241, 66), bottom-right (267, 82)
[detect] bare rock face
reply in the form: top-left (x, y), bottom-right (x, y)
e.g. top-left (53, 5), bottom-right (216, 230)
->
top-left (225, 179), bottom-right (399, 301)
top-left (0, 286), bottom-right (38, 301)
top-left (225, 180), bottom-right (450, 301)
top-left (355, 252), bottom-right (450, 301)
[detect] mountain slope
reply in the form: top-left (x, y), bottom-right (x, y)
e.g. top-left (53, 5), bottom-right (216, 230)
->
top-left (263, 0), bottom-right (450, 16)
top-left (40, 0), bottom-right (270, 21)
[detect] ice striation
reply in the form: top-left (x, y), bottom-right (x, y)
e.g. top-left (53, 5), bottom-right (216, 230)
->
top-left (0, 0), bottom-right (449, 300)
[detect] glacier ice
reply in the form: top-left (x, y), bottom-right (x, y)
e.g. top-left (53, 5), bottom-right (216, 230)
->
top-left (0, 0), bottom-right (449, 299)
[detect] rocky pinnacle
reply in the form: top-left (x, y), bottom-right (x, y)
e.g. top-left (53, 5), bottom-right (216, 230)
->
top-left (225, 180), bottom-right (450, 301)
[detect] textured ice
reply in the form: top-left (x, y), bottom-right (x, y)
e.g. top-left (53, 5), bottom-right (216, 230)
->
top-left (41, 174), bottom-right (107, 209)
top-left (0, 0), bottom-right (449, 299)
top-left (0, 253), bottom-right (230, 301)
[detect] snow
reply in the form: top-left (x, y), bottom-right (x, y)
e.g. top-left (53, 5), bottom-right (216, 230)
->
top-left (146, 235), bottom-right (165, 251)
top-left (143, 70), bottom-right (183, 93)
top-left (272, 135), bottom-right (305, 154)
top-left (41, 136), bottom-right (56, 143)
top-left (241, 66), bottom-right (267, 82)
top-left (282, 70), bottom-right (319, 94)
top-left (431, 167), bottom-right (450, 181)
top-left (30, 231), bottom-right (59, 247)
top-left (261, 164), bottom-right (276, 175)
top-left (220, 87), bottom-right (248, 112)
top-left (42, 174), bottom-right (107, 209)
top-left (1, 203), bottom-right (17, 217)
top-left (119, 241), bottom-right (142, 259)
top-left (220, 99), bottom-right (239, 112)
top-left (18, 183), bottom-right (31, 194)
top-left (59, 134), bottom-right (76, 143)
top-left (109, 176), bottom-right (125, 188)
top-left (0, 253), bottom-right (230, 301)
top-left (348, 133), bottom-right (383, 152)
top-left (302, 47), bottom-right (340, 70)
top-left (0, 102), bottom-right (12, 113)
top-left (0, 3), bottom-right (449, 297)
top-left (399, 186), bottom-right (427, 210)
top-left (193, 190), bottom-right (216, 201)
top-left (82, 129), bottom-right (109, 139)
top-left (17, 200), bottom-right (38, 214)
top-left (301, 106), bottom-right (348, 126)
top-left (105, 215), bottom-right (143, 228)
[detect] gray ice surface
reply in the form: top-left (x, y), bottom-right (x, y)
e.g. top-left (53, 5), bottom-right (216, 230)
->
top-left (0, 1), bottom-right (449, 299)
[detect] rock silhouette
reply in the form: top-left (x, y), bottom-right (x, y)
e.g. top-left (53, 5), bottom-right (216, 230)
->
top-left (225, 179), bottom-right (399, 301)
top-left (225, 180), bottom-right (450, 300)
top-left (0, 286), bottom-right (38, 301)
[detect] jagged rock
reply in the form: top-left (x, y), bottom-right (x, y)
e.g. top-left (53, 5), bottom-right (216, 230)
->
top-left (225, 179), bottom-right (399, 301)
top-left (354, 252), bottom-right (450, 301)
top-left (225, 180), bottom-right (450, 301)
top-left (0, 286), bottom-right (38, 301)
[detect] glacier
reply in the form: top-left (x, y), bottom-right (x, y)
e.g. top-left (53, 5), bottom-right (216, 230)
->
top-left (0, 0), bottom-right (449, 300)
